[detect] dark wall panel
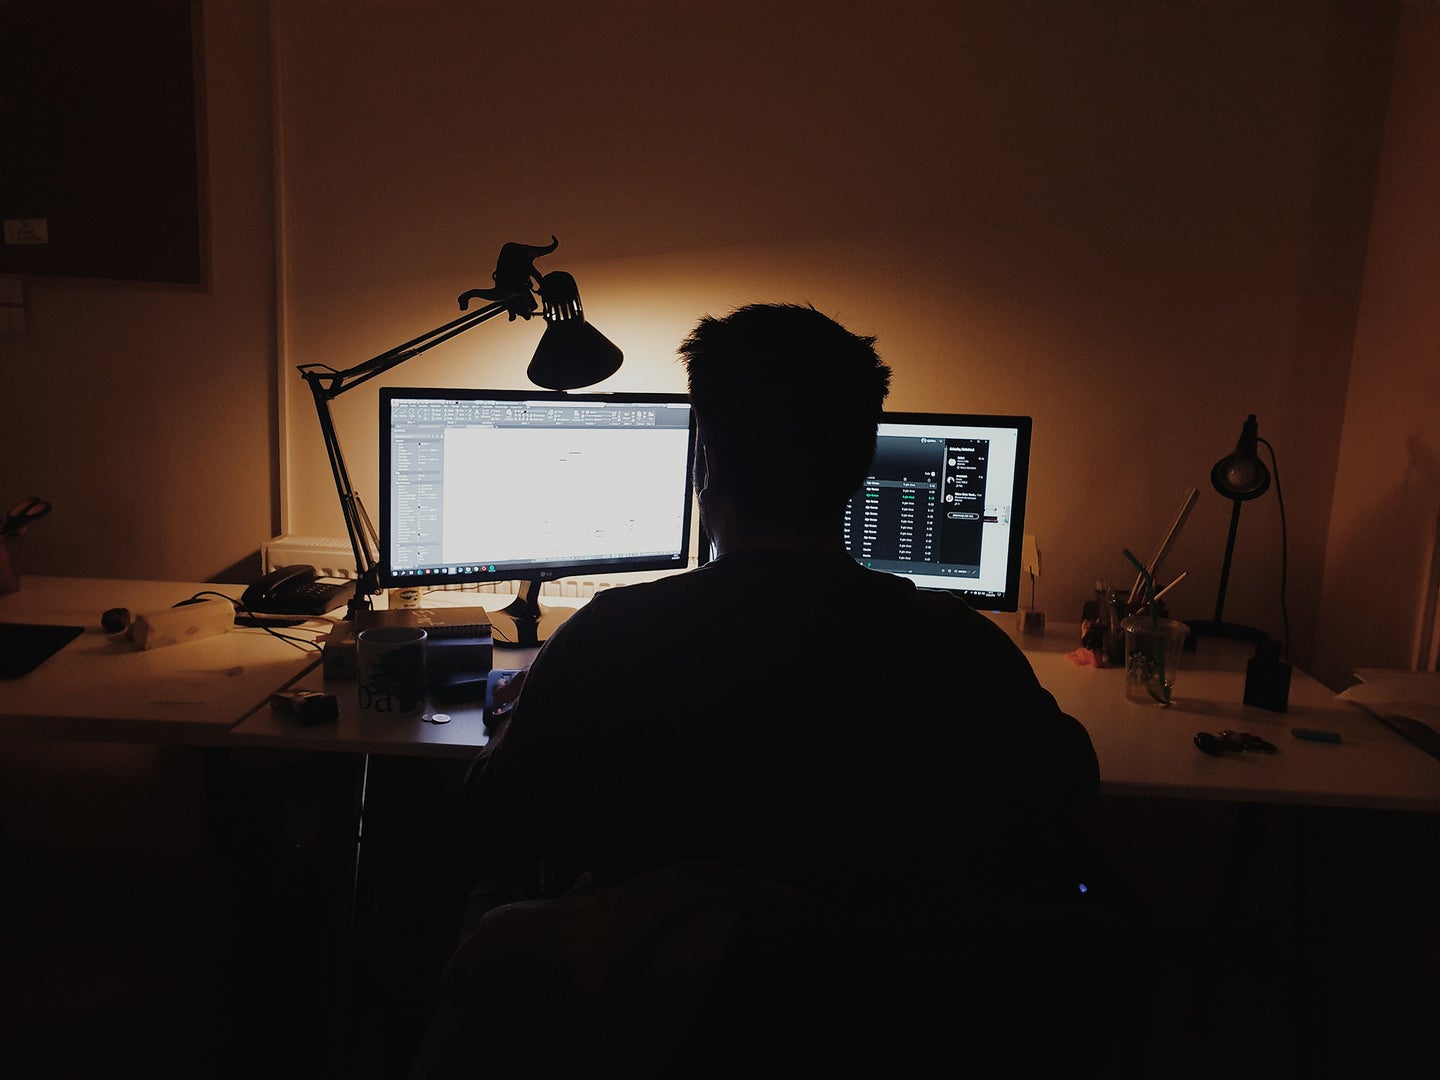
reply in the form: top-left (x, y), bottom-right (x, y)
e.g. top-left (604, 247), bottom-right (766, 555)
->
top-left (0, 0), bottom-right (203, 284)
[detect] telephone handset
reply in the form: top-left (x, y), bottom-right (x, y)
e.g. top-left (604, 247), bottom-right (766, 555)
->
top-left (241, 564), bottom-right (353, 617)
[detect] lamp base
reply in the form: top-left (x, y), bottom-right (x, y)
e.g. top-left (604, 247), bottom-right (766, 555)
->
top-left (1183, 619), bottom-right (1269, 651)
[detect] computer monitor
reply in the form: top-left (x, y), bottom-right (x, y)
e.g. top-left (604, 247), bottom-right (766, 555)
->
top-left (379, 387), bottom-right (696, 646)
top-left (843, 412), bottom-right (1032, 612)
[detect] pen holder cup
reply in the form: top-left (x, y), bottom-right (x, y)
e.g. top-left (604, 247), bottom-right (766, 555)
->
top-left (1121, 615), bottom-right (1188, 706)
top-left (0, 534), bottom-right (21, 596)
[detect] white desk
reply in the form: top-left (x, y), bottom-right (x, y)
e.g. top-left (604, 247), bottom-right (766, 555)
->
top-left (226, 654), bottom-right (531, 758)
top-left (231, 613), bottom-right (1440, 812)
top-left (1016, 624), bottom-right (1440, 813)
top-left (4, 579), bottom-right (1438, 812)
top-left (225, 589), bottom-right (559, 757)
top-left (0, 576), bottom-right (322, 745)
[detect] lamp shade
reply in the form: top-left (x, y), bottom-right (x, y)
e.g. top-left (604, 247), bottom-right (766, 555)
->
top-left (1210, 414), bottom-right (1271, 501)
top-left (526, 271), bottom-right (624, 390)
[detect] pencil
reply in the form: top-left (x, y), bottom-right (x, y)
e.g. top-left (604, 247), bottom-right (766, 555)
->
top-left (1129, 488), bottom-right (1200, 604)
top-left (1152, 570), bottom-right (1188, 603)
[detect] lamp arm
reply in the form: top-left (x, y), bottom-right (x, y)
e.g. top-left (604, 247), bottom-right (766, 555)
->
top-left (297, 295), bottom-right (524, 618)
top-left (301, 375), bottom-right (377, 615)
top-left (1213, 498), bottom-right (1243, 624)
top-left (300, 295), bottom-right (520, 398)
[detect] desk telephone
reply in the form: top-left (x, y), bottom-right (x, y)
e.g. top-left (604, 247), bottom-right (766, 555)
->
top-left (241, 564), bottom-right (353, 617)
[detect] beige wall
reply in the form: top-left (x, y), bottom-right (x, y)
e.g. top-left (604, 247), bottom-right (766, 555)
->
top-left (1, 0), bottom-right (278, 583)
top-left (1312, 4), bottom-right (1440, 689)
top-left (273, 0), bottom-right (1393, 676)
top-left (4, 0), bottom-right (1433, 685)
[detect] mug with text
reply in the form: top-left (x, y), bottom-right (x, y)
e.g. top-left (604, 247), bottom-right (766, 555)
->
top-left (357, 625), bottom-right (428, 716)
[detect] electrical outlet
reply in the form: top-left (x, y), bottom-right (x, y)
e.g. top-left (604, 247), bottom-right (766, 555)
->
top-left (2, 218), bottom-right (48, 245)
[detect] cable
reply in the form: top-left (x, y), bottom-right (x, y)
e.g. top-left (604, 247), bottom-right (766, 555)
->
top-left (188, 590), bottom-right (324, 653)
top-left (1257, 438), bottom-right (1291, 660)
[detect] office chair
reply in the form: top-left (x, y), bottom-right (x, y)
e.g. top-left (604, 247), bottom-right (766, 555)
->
top-left (409, 836), bottom-right (1149, 1079)
top-left (669, 832), bottom-right (1151, 1080)
top-left (406, 859), bottom-right (811, 1080)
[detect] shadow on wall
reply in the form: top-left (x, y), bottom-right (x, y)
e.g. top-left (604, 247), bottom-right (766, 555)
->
top-left (1315, 434), bottom-right (1440, 688)
top-left (211, 551), bottom-right (265, 587)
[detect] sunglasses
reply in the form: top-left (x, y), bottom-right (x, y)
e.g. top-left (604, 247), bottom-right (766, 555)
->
top-left (1194, 730), bottom-right (1278, 756)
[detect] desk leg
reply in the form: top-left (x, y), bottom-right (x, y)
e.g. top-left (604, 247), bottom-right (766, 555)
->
top-left (330, 751), bottom-right (372, 1073)
top-left (1189, 802), bottom-right (1273, 1028)
top-left (330, 754), bottom-right (477, 1076)
top-left (202, 747), bottom-right (365, 1075)
top-left (1290, 805), bottom-right (1329, 1079)
top-left (1190, 803), bottom-right (1335, 1075)
top-left (201, 747), bottom-right (236, 1038)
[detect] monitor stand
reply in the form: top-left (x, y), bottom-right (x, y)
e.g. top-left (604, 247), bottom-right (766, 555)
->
top-left (488, 578), bottom-right (575, 649)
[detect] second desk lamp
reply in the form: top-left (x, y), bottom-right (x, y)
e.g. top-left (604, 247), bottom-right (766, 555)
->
top-left (1185, 413), bottom-right (1276, 645)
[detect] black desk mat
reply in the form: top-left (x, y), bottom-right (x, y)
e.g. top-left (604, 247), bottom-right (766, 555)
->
top-left (0, 622), bottom-right (84, 679)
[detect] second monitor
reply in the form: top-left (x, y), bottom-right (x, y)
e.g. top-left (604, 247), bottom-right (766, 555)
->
top-left (843, 412), bottom-right (1032, 612)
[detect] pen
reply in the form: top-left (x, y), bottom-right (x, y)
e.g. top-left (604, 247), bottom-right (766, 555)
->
top-left (1128, 488), bottom-right (1199, 604)
top-left (1129, 570), bottom-right (1188, 617)
top-left (1152, 570), bottom-right (1188, 603)
top-left (1292, 728), bottom-right (1341, 744)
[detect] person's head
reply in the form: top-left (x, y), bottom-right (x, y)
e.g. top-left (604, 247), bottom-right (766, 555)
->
top-left (678, 303), bottom-right (892, 541)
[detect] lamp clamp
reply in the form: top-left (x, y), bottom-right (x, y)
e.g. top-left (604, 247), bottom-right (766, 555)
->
top-left (457, 235), bottom-right (559, 316)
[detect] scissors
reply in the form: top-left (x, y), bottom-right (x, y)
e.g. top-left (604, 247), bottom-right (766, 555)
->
top-left (2, 496), bottom-right (52, 537)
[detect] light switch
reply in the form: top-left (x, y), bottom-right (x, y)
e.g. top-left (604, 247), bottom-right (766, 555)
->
top-left (3, 218), bottom-right (49, 245)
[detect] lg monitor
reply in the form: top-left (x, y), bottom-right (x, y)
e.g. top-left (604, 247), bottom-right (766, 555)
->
top-left (843, 412), bottom-right (1032, 612)
top-left (379, 387), bottom-right (696, 645)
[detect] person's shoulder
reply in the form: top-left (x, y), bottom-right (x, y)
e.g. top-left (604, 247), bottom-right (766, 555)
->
top-left (849, 566), bottom-right (983, 625)
top-left (553, 569), bottom-right (709, 633)
top-left (920, 592), bottom-right (1027, 651)
top-left (588, 568), bottom-right (707, 607)
top-left (910, 586), bottom-right (993, 625)
top-left (855, 577), bottom-right (1032, 666)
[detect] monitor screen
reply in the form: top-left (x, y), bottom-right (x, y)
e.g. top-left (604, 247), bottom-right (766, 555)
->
top-left (842, 412), bottom-right (1032, 612)
top-left (379, 388), bottom-right (696, 641)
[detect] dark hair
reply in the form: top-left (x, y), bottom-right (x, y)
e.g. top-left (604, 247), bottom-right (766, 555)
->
top-left (678, 303), bottom-right (892, 528)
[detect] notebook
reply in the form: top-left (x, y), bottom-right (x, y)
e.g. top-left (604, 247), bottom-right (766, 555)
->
top-left (1339, 669), bottom-right (1440, 762)
top-left (354, 606), bottom-right (493, 639)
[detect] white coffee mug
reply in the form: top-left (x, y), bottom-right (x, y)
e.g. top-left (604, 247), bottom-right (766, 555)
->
top-left (357, 625), bottom-right (428, 716)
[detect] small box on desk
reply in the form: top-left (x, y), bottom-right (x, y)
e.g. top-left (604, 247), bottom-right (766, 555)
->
top-left (322, 607), bottom-right (494, 682)
top-left (426, 634), bottom-right (494, 677)
top-left (129, 597), bottom-right (234, 650)
top-left (322, 622), bottom-right (359, 680)
top-left (356, 606), bottom-right (493, 637)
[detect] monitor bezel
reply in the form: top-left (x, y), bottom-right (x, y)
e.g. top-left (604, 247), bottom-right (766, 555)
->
top-left (851, 410), bottom-right (1033, 613)
top-left (378, 386), bottom-right (697, 591)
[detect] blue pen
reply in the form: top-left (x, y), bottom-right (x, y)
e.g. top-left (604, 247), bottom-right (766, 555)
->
top-left (1292, 728), bottom-right (1341, 744)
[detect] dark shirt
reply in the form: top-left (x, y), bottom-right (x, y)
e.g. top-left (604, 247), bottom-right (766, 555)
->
top-left (469, 549), bottom-right (1098, 926)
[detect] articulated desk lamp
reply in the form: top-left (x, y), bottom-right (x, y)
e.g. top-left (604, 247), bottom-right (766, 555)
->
top-left (1185, 413), bottom-right (1288, 650)
top-left (297, 236), bottom-right (623, 624)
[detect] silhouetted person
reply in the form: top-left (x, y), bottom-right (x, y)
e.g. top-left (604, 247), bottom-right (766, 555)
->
top-left (412, 304), bottom-right (1119, 1078)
